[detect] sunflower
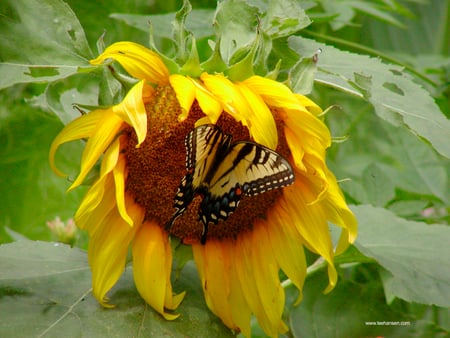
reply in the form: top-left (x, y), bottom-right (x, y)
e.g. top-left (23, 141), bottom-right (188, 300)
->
top-left (50, 40), bottom-right (357, 336)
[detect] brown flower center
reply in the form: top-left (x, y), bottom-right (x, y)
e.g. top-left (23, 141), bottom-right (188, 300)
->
top-left (124, 84), bottom-right (291, 243)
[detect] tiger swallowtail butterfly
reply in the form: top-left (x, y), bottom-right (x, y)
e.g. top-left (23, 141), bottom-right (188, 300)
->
top-left (165, 124), bottom-right (295, 244)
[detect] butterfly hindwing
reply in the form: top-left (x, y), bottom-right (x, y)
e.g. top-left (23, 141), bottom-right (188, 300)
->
top-left (167, 124), bottom-right (295, 244)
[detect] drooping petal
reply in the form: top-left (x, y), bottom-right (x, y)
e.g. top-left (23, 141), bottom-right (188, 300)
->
top-left (192, 240), bottom-right (235, 330)
top-left (233, 232), bottom-right (287, 337)
top-left (227, 247), bottom-right (252, 337)
top-left (321, 170), bottom-right (358, 244)
top-left (74, 137), bottom-right (121, 229)
top-left (90, 41), bottom-right (169, 84)
top-left (113, 155), bottom-right (132, 226)
top-left (132, 221), bottom-right (185, 320)
top-left (266, 199), bottom-right (307, 305)
top-left (88, 194), bottom-right (145, 306)
top-left (74, 174), bottom-right (115, 233)
top-left (69, 111), bottom-right (123, 191)
top-left (49, 108), bottom-right (108, 177)
top-left (284, 177), bottom-right (338, 292)
top-left (249, 225), bottom-right (288, 336)
top-left (113, 80), bottom-right (150, 147)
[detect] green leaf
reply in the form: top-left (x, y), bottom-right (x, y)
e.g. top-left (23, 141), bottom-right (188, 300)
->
top-left (110, 9), bottom-right (215, 40)
top-left (289, 272), bottom-right (413, 338)
top-left (378, 126), bottom-right (449, 203)
top-left (214, 0), bottom-right (259, 65)
top-left (387, 200), bottom-right (429, 217)
top-left (45, 73), bottom-right (101, 124)
top-left (0, 94), bottom-right (85, 242)
top-left (361, 162), bottom-right (395, 207)
top-left (0, 0), bottom-right (93, 89)
top-left (367, 0), bottom-right (448, 54)
top-left (289, 50), bottom-right (319, 94)
top-left (0, 240), bottom-right (233, 337)
top-left (254, 0), bottom-right (311, 38)
top-left (289, 37), bottom-right (450, 159)
top-left (352, 205), bottom-right (450, 307)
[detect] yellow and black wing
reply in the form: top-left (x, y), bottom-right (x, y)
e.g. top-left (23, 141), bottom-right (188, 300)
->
top-left (166, 124), bottom-right (295, 244)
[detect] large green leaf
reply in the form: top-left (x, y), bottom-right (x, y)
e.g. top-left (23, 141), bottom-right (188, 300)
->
top-left (0, 240), bottom-right (233, 337)
top-left (0, 90), bottom-right (85, 243)
top-left (0, 0), bottom-right (93, 90)
top-left (352, 205), bottom-right (450, 307)
top-left (289, 272), bottom-right (414, 338)
top-left (366, 0), bottom-right (449, 54)
top-left (110, 9), bottom-right (216, 40)
top-left (289, 37), bottom-right (450, 159)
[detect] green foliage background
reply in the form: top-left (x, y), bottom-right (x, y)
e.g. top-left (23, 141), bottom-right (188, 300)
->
top-left (0, 0), bottom-right (449, 337)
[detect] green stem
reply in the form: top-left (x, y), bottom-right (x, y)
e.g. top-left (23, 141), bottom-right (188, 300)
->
top-left (281, 257), bottom-right (327, 288)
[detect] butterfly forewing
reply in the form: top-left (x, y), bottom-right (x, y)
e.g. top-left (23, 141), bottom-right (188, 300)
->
top-left (208, 142), bottom-right (295, 199)
top-left (186, 125), bottom-right (230, 188)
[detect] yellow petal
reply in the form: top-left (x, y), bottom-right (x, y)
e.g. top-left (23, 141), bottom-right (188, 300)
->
top-left (200, 73), bottom-right (247, 122)
top-left (235, 83), bottom-right (278, 149)
top-left (75, 174), bottom-right (115, 232)
top-left (169, 74), bottom-right (196, 121)
top-left (49, 108), bottom-right (108, 177)
top-left (192, 240), bottom-right (235, 329)
top-left (267, 201), bottom-right (307, 305)
top-left (113, 80), bottom-right (149, 147)
top-left (321, 170), bottom-right (358, 244)
top-left (249, 225), bottom-right (288, 336)
top-left (74, 136), bottom-right (122, 231)
top-left (227, 248), bottom-right (252, 337)
top-left (89, 194), bottom-right (144, 306)
top-left (113, 155), bottom-right (132, 226)
top-left (69, 111), bottom-right (123, 191)
top-left (132, 221), bottom-right (184, 320)
top-left (90, 41), bottom-right (169, 83)
top-left (191, 79), bottom-right (222, 123)
top-left (284, 177), bottom-right (337, 292)
top-left (99, 135), bottom-right (121, 177)
top-left (233, 231), bottom-right (288, 337)
top-left (200, 73), bottom-right (277, 149)
top-left (243, 75), bottom-right (300, 111)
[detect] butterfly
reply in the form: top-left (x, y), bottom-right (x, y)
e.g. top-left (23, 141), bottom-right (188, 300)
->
top-left (165, 124), bottom-right (295, 244)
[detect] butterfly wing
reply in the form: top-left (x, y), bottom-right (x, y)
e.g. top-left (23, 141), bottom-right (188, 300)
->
top-left (166, 125), bottom-right (229, 230)
top-left (199, 141), bottom-right (295, 228)
top-left (186, 124), bottom-right (231, 188)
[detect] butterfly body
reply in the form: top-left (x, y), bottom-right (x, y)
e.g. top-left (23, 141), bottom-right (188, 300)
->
top-left (166, 124), bottom-right (295, 244)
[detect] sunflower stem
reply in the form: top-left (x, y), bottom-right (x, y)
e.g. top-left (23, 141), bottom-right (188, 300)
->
top-left (281, 257), bottom-right (327, 288)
